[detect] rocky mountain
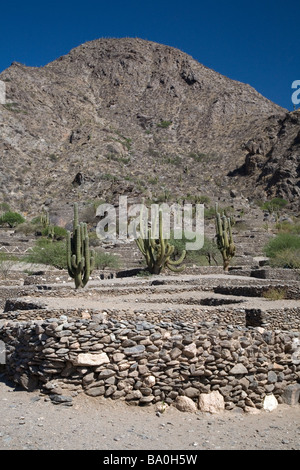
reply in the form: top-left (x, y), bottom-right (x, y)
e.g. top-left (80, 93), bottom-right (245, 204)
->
top-left (229, 110), bottom-right (300, 206)
top-left (0, 37), bottom-right (298, 219)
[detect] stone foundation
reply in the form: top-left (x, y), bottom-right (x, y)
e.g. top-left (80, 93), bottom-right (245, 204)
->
top-left (0, 312), bottom-right (299, 411)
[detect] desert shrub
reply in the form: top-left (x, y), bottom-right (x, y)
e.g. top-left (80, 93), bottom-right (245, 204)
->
top-left (0, 258), bottom-right (16, 279)
top-left (264, 233), bottom-right (300, 268)
top-left (275, 220), bottom-right (300, 235)
top-left (204, 204), bottom-right (233, 220)
top-left (269, 248), bottom-right (300, 269)
top-left (0, 211), bottom-right (25, 227)
top-left (157, 120), bottom-right (172, 128)
top-left (204, 206), bottom-right (216, 219)
top-left (24, 239), bottom-right (67, 269)
top-left (15, 221), bottom-right (38, 235)
top-left (265, 233), bottom-right (300, 257)
top-left (170, 232), bottom-right (222, 266)
top-left (195, 195), bottom-right (211, 204)
top-left (30, 216), bottom-right (43, 225)
top-left (261, 197), bottom-right (288, 213)
top-left (262, 287), bottom-right (287, 300)
top-left (41, 225), bottom-right (68, 240)
top-left (94, 252), bottom-right (121, 270)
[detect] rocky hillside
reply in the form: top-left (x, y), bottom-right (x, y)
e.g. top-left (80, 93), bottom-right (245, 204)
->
top-left (0, 37), bottom-right (298, 219)
top-left (229, 109), bottom-right (300, 207)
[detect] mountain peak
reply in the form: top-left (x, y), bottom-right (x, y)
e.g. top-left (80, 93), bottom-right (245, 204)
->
top-left (0, 37), bottom-right (296, 215)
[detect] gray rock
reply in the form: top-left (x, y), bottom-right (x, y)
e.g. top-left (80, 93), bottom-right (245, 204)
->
top-left (98, 369), bottom-right (116, 379)
top-left (139, 395), bottom-right (154, 404)
top-left (267, 371), bottom-right (278, 383)
top-left (85, 386), bottom-right (105, 397)
top-left (229, 364), bottom-right (248, 375)
top-left (50, 395), bottom-right (73, 405)
top-left (184, 387), bottom-right (199, 398)
top-left (123, 345), bottom-right (145, 356)
top-left (281, 384), bottom-right (300, 405)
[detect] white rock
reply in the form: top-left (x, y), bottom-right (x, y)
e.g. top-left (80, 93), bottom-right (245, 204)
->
top-left (156, 401), bottom-right (168, 414)
top-left (263, 394), bottom-right (278, 412)
top-left (198, 391), bottom-right (225, 413)
top-left (175, 396), bottom-right (197, 413)
top-left (143, 375), bottom-right (156, 387)
top-left (73, 352), bottom-right (110, 367)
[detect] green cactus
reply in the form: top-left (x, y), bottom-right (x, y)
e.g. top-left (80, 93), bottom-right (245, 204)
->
top-left (136, 205), bottom-right (186, 274)
top-left (47, 224), bottom-right (55, 240)
top-left (40, 210), bottom-right (50, 227)
top-left (215, 203), bottom-right (235, 271)
top-left (66, 203), bottom-right (95, 288)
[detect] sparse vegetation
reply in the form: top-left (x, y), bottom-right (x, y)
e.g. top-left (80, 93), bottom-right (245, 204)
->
top-left (275, 220), bottom-right (300, 235)
top-left (24, 239), bottom-right (67, 269)
top-left (94, 252), bottom-right (121, 270)
top-left (42, 225), bottom-right (68, 240)
top-left (0, 256), bottom-right (16, 279)
top-left (171, 233), bottom-right (222, 266)
top-left (0, 211), bottom-right (25, 228)
top-left (260, 197), bottom-right (288, 213)
top-left (263, 287), bottom-right (287, 300)
top-left (157, 120), bottom-right (172, 129)
top-left (15, 221), bottom-right (39, 236)
top-left (264, 233), bottom-right (300, 269)
top-left (3, 102), bottom-right (21, 112)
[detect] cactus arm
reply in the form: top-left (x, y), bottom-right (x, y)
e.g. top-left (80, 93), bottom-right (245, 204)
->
top-left (167, 249), bottom-right (186, 265)
top-left (73, 202), bottom-right (79, 231)
top-left (135, 204), bottom-right (185, 274)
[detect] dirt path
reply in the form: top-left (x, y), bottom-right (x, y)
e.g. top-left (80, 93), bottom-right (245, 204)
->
top-left (0, 375), bottom-right (299, 451)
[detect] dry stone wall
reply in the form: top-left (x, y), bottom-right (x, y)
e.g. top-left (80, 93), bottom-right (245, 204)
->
top-left (2, 302), bottom-right (300, 331)
top-left (1, 313), bottom-right (299, 412)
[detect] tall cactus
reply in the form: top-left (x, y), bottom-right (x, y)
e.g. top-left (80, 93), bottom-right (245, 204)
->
top-left (40, 210), bottom-right (50, 227)
top-left (136, 205), bottom-right (186, 274)
top-left (215, 203), bottom-right (235, 271)
top-left (67, 203), bottom-right (95, 288)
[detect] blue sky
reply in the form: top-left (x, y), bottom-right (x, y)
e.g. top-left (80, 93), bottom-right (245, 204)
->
top-left (0, 0), bottom-right (299, 110)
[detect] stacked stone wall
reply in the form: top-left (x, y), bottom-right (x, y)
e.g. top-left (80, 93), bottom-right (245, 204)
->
top-left (1, 313), bottom-right (299, 411)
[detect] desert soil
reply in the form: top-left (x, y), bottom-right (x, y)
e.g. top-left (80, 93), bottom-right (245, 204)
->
top-left (0, 374), bottom-right (299, 451)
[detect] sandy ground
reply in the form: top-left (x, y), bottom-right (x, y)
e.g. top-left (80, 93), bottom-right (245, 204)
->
top-left (0, 374), bottom-right (299, 452)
